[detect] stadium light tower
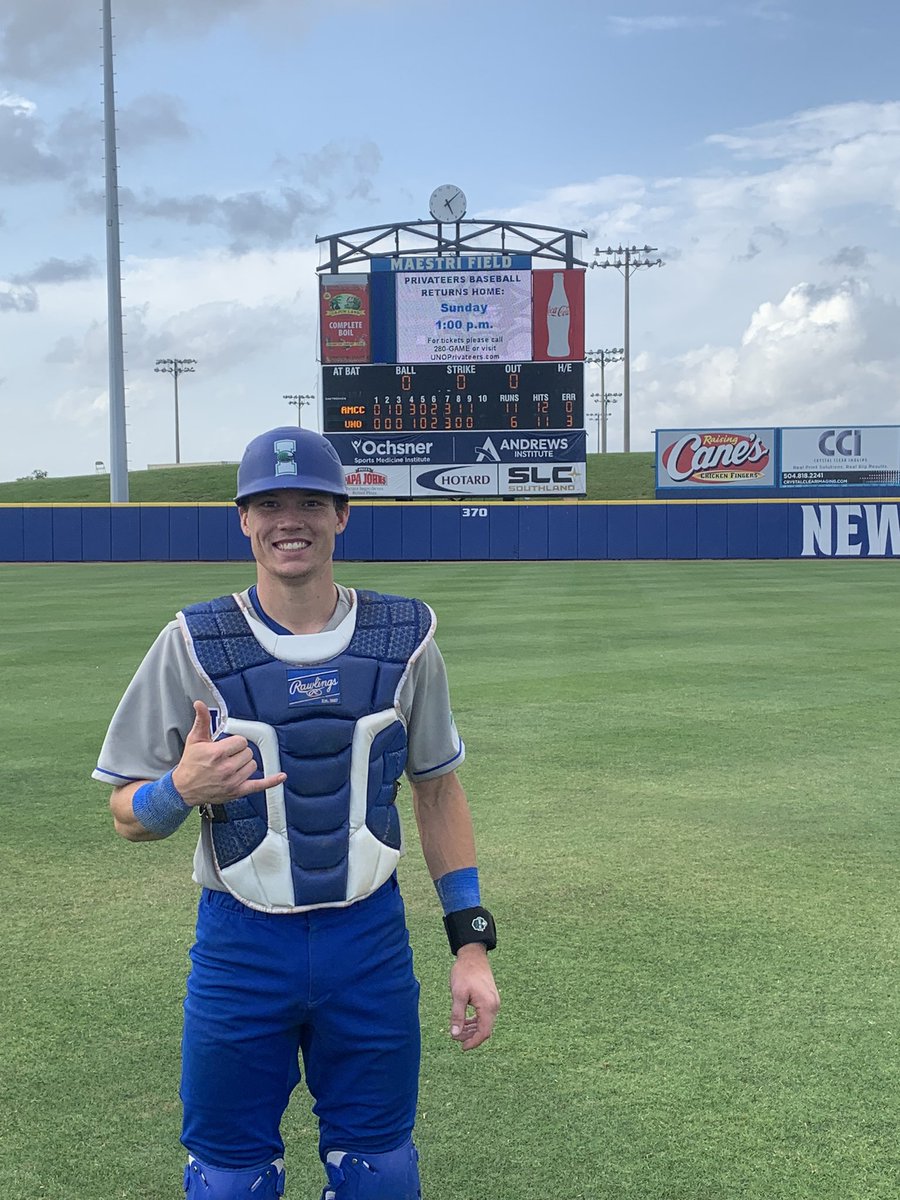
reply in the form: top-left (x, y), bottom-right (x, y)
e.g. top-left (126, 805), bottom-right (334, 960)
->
top-left (284, 394), bottom-right (315, 427)
top-left (585, 347), bottom-right (623, 444)
top-left (591, 247), bottom-right (663, 451)
top-left (589, 391), bottom-right (622, 454)
top-left (154, 358), bottom-right (197, 464)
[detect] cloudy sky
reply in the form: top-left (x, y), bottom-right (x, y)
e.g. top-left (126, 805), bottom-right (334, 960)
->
top-left (1, 0), bottom-right (898, 479)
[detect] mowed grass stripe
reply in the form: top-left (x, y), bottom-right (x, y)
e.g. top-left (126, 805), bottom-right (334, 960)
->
top-left (1, 561), bottom-right (897, 1199)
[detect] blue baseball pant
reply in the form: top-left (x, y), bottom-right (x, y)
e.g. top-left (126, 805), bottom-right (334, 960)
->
top-left (180, 875), bottom-right (421, 1168)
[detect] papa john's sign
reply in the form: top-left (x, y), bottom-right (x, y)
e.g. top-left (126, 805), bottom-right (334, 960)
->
top-left (656, 428), bottom-right (776, 489)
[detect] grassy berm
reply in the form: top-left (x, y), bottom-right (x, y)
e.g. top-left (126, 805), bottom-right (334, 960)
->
top-left (0, 452), bottom-right (656, 503)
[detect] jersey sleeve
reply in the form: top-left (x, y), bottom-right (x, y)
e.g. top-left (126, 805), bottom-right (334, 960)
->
top-left (399, 637), bottom-right (465, 781)
top-left (91, 621), bottom-right (213, 786)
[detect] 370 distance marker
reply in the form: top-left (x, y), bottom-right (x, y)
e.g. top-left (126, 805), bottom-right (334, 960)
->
top-left (323, 362), bottom-right (584, 433)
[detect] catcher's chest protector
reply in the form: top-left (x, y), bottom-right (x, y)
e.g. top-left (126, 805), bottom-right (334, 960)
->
top-left (178, 590), bottom-right (434, 912)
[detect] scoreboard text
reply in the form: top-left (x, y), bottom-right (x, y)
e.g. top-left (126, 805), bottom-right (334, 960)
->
top-left (323, 362), bottom-right (584, 434)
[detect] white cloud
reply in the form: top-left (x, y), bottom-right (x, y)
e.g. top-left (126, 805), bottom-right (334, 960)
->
top-left (608, 14), bottom-right (723, 35)
top-left (637, 279), bottom-right (900, 439)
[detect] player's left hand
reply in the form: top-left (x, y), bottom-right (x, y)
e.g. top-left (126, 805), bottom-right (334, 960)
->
top-left (449, 943), bottom-right (500, 1051)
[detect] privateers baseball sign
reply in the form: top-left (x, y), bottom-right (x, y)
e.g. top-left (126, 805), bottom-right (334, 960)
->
top-left (657, 429), bottom-right (775, 489)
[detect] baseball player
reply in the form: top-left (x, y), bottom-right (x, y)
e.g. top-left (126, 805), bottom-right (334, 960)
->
top-left (93, 427), bottom-right (500, 1199)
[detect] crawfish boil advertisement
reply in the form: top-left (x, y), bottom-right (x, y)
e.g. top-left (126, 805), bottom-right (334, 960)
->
top-left (656, 429), bottom-right (776, 488)
top-left (320, 275), bottom-right (370, 363)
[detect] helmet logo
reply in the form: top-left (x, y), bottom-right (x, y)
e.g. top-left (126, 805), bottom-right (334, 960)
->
top-left (274, 439), bottom-right (298, 476)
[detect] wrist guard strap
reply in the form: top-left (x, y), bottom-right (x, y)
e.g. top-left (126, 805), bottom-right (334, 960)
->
top-left (443, 906), bottom-right (497, 955)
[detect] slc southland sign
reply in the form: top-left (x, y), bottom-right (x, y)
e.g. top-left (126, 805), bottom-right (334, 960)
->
top-left (800, 504), bottom-right (900, 556)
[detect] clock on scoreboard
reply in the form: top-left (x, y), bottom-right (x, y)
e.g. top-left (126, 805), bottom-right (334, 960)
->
top-left (323, 362), bottom-right (583, 433)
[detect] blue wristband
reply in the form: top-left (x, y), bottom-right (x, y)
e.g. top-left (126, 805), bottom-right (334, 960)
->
top-left (132, 771), bottom-right (192, 837)
top-left (434, 867), bottom-right (481, 916)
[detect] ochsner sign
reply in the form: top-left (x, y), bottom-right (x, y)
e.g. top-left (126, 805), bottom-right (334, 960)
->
top-left (657, 429), bottom-right (775, 488)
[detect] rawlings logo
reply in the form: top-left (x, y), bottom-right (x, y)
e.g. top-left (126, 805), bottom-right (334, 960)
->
top-left (287, 669), bottom-right (341, 706)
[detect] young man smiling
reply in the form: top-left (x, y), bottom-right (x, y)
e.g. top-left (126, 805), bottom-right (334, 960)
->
top-left (93, 426), bottom-right (500, 1200)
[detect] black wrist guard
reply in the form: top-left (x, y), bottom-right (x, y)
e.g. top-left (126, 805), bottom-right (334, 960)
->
top-left (443, 906), bottom-right (497, 955)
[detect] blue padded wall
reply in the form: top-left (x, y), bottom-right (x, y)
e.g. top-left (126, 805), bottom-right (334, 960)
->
top-left (82, 508), bottom-right (112, 561)
top-left (697, 504), bottom-right (728, 558)
top-left (430, 506), bottom-right (461, 561)
top-left (401, 505), bottom-right (432, 562)
top-left (169, 507), bottom-right (199, 560)
top-left (548, 505), bottom-right (579, 559)
top-left (140, 507), bottom-right (169, 561)
top-left (726, 504), bottom-right (758, 559)
top-left (636, 504), bottom-right (667, 559)
top-left (518, 505), bottom-right (549, 560)
top-left (607, 505), bottom-right (637, 559)
top-left (6, 500), bottom-right (898, 562)
top-left (666, 504), bottom-right (697, 560)
top-left (23, 507), bottom-right (53, 561)
top-left (52, 507), bottom-right (83, 561)
top-left (198, 507), bottom-right (230, 561)
top-left (489, 505), bottom-right (519, 560)
top-left (0, 508), bottom-right (25, 561)
top-left (577, 504), bottom-right (607, 559)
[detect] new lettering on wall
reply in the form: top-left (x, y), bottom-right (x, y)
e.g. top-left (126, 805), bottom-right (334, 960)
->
top-left (800, 504), bottom-right (900, 556)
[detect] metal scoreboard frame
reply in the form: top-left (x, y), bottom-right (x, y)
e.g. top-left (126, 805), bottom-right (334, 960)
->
top-left (315, 206), bottom-right (589, 499)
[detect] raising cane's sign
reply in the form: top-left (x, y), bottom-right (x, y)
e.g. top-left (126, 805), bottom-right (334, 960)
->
top-left (657, 429), bottom-right (776, 488)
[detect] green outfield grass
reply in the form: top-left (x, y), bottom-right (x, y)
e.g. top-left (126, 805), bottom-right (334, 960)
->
top-left (2, 560), bottom-right (898, 1200)
top-left (0, 451), bottom-right (654, 503)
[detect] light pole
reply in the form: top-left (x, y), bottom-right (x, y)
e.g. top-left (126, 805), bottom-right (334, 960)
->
top-left (591, 247), bottom-right (663, 451)
top-left (585, 347), bottom-right (624, 447)
top-left (154, 358), bottom-right (197, 464)
top-left (590, 391), bottom-right (622, 454)
top-left (284, 394), bottom-right (314, 427)
top-left (586, 412), bottom-right (600, 454)
top-left (103, 0), bottom-right (128, 501)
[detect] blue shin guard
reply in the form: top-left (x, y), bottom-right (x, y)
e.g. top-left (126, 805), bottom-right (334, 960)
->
top-left (321, 1139), bottom-right (420, 1200)
top-left (184, 1155), bottom-right (285, 1198)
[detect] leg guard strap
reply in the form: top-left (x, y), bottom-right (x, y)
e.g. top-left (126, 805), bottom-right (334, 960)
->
top-left (184, 1155), bottom-right (285, 1198)
top-left (321, 1138), bottom-right (420, 1200)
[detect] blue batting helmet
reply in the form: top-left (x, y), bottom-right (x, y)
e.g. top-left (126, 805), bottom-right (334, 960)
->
top-left (235, 427), bottom-right (348, 504)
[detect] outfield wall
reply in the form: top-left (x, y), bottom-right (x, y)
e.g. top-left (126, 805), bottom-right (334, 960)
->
top-left (1, 500), bottom-right (899, 561)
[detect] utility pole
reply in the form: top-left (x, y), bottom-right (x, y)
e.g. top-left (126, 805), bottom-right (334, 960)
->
top-left (284, 394), bottom-right (314, 427)
top-left (591, 247), bottom-right (663, 451)
top-left (102, 0), bottom-right (128, 501)
top-left (154, 358), bottom-right (197, 464)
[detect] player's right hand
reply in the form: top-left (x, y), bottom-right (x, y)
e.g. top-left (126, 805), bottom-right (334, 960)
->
top-left (172, 700), bottom-right (287, 807)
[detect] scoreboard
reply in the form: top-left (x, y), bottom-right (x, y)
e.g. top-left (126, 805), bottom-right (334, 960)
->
top-left (323, 362), bottom-right (583, 434)
top-left (318, 249), bottom-right (588, 497)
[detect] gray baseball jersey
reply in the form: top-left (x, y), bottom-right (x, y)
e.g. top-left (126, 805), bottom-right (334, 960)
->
top-left (93, 585), bottom-right (465, 890)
